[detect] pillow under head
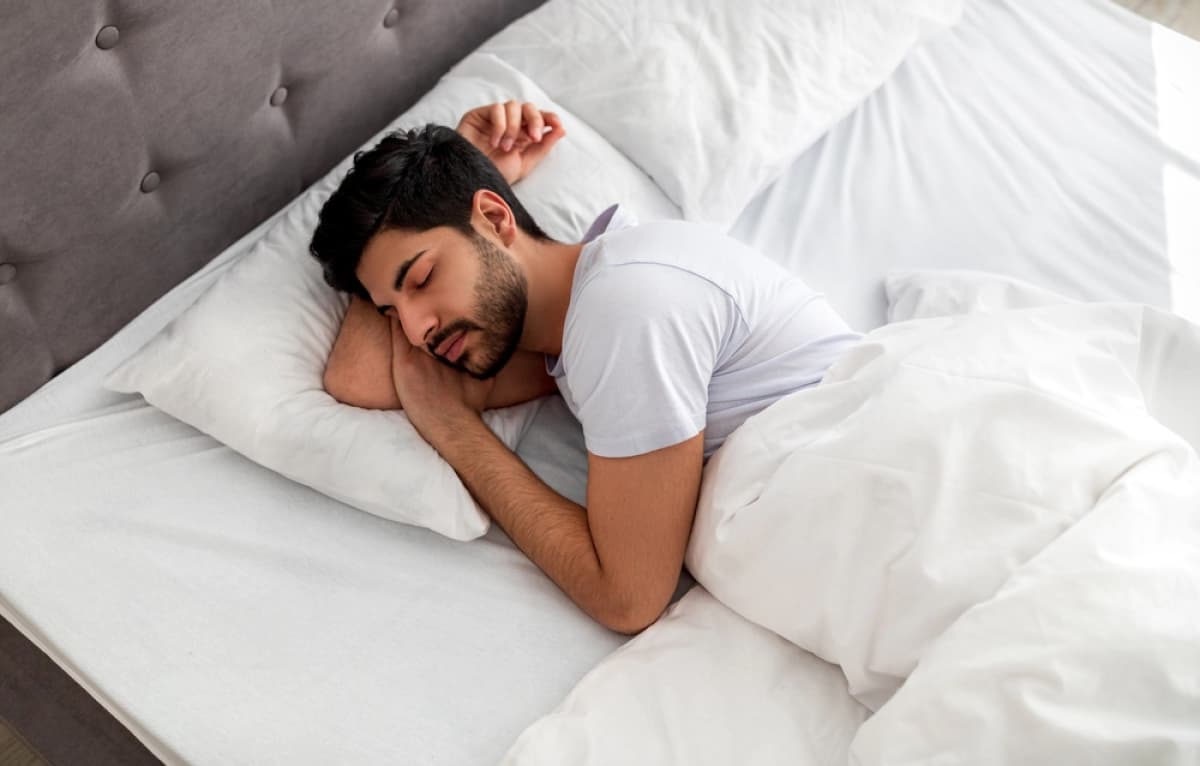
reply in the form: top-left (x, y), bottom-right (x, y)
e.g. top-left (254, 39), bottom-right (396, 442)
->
top-left (104, 53), bottom-right (681, 540)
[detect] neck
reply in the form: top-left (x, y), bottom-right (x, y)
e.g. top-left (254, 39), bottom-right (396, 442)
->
top-left (514, 235), bottom-right (584, 357)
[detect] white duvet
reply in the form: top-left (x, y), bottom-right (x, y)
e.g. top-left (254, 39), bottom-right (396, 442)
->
top-left (510, 303), bottom-right (1200, 764)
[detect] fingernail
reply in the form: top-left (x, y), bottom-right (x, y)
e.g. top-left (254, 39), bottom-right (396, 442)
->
top-left (502, 139), bottom-right (513, 151)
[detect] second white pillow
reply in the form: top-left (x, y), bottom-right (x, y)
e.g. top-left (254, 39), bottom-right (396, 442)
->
top-left (482, 0), bottom-right (962, 228)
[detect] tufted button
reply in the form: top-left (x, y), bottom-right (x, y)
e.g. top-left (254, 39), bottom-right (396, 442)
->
top-left (140, 171), bottom-right (160, 193)
top-left (383, 8), bottom-right (400, 28)
top-left (0, 263), bottom-right (16, 286)
top-left (96, 25), bottom-right (120, 50)
top-left (270, 86), bottom-right (289, 107)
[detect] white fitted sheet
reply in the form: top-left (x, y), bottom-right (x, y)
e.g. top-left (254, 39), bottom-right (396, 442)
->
top-left (731, 0), bottom-right (1200, 331)
top-left (2, 0), bottom-right (1199, 764)
top-left (0, 206), bottom-right (626, 766)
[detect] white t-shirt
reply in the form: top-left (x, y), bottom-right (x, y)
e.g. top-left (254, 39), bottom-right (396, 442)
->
top-left (546, 206), bottom-right (861, 459)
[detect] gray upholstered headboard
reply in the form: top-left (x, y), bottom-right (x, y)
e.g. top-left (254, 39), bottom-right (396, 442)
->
top-left (0, 0), bottom-right (547, 414)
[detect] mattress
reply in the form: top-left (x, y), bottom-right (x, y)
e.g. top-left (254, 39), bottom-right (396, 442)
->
top-left (2, 0), bottom-right (1198, 763)
top-left (731, 0), bottom-right (1200, 332)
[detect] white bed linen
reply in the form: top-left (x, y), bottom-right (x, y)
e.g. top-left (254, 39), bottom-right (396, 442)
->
top-left (502, 587), bottom-right (869, 766)
top-left (480, 0), bottom-right (961, 227)
top-left (3, 0), bottom-right (1199, 764)
top-left (730, 0), bottom-right (1200, 331)
top-left (0, 206), bottom-right (629, 765)
top-left (688, 302), bottom-right (1200, 761)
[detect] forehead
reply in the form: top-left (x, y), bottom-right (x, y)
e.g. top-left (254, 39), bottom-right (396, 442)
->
top-left (358, 228), bottom-right (425, 283)
top-left (357, 226), bottom-right (465, 295)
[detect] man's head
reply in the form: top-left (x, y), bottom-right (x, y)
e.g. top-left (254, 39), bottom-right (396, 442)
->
top-left (309, 124), bottom-right (548, 379)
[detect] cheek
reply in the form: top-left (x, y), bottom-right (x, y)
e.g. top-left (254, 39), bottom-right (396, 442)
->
top-left (422, 281), bottom-right (468, 324)
top-left (454, 266), bottom-right (485, 313)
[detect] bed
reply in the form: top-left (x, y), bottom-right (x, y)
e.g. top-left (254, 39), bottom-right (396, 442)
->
top-left (2, 0), bottom-right (1198, 763)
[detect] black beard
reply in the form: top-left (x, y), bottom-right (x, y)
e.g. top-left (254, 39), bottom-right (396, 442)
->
top-left (426, 234), bottom-right (527, 380)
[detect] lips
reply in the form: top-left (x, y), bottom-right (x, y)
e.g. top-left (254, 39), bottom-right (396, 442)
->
top-left (445, 332), bottom-right (467, 363)
top-left (435, 330), bottom-right (466, 361)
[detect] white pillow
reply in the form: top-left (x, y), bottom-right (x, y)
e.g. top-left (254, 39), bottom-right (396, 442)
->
top-left (502, 587), bottom-right (869, 765)
top-left (481, 0), bottom-right (962, 228)
top-left (104, 53), bottom-right (680, 541)
top-left (885, 268), bottom-right (1076, 322)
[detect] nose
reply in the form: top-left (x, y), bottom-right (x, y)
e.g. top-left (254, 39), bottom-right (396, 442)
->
top-left (396, 298), bottom-right (437, 350)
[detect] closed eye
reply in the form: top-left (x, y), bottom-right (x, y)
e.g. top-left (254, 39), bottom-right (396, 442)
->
top-left (417, 266), bottom-right (433, 288)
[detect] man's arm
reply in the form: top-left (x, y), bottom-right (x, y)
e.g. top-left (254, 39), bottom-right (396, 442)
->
top-left (323, 295), bottom-right (556, 410)
top-left (430, 412), bottom-right (702, 633)
top-left (387, 319), bottom-right (703, 633)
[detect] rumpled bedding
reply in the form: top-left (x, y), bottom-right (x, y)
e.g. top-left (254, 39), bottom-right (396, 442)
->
top-left (692, 302), bottom-right (1200, 762)
top-left (511, 303), bottom-right (1200, 763)
top-left (502, 587), bottom-right (870, 766)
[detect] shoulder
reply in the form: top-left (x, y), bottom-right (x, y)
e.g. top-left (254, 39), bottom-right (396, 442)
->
top-left (566, 254), bottom-right (738, 351)
top-left (572, 221), bottom-right (752, 311)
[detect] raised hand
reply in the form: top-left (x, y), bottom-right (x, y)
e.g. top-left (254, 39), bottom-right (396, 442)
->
top-left (456, 101), bottom-right (565, 186)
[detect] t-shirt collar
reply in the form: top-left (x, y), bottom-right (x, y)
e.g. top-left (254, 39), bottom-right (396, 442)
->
top-left (581, 203), bottom-right (635, 243)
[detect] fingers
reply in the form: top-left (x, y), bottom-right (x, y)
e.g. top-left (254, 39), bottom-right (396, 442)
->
top-left (496, 100), bottom-right (520, 151)
top-left (465, 101), bottom-right (561, 152)
top-left (387, 315), bottom-right (412, 351)
top-left (521, 102), bottom-right (545, 142)
top-left (517, 110), bottom-right (566, 167)
top-left (541, 110), bottom-right (565, 143)
top-left (488, 102), bottom-right (506, 148)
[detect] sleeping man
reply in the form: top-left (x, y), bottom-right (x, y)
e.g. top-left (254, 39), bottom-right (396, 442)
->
top-left (309, 101), bottom-right (861, 634)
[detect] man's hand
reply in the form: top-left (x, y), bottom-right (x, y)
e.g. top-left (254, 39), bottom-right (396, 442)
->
top-left (457, 101), bottom-right (565, 186)
top-left (388, 318), bottom-right (495, 440)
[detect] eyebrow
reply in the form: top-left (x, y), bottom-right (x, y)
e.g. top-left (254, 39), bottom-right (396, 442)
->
top-left (374, 249), bottom-right (427, 315)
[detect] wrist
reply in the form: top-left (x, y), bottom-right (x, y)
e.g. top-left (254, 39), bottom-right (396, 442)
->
top-left (424, 403), bottom-right (485, 448)
top-left (499, 166), bottom-right (522, 186)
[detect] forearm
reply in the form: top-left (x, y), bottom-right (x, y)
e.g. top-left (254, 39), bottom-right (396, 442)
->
top-left (428, 414), bottom-right (620, 627)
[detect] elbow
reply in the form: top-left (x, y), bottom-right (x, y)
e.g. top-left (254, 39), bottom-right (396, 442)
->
top-left (606, 617), bottom-right (656, 637)
top-left (322, 363), bottom-right (351, 405)
top-left (322, 361), bottom-right (400, 410)
top-left (599, 596), bottom-right (668, 636)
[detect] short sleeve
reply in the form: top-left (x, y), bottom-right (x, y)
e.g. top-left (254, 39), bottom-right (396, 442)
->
top-left (560, 261), bottom-right (732, 458)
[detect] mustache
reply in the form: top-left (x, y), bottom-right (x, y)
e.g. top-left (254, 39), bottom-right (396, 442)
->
top-left (427, 318), bottom-right (481, 358)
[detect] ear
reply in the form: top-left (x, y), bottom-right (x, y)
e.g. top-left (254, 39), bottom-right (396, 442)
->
top-left (472, 189), bottom-right (518, 247)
